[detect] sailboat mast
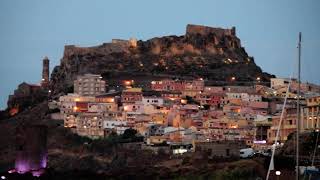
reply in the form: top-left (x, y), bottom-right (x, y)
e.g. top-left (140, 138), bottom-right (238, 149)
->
top-left (296, 32), bottom-right (302, 180)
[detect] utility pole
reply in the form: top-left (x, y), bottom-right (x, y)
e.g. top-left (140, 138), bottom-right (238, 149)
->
top-left (296, 32), bottom-right (302, 180)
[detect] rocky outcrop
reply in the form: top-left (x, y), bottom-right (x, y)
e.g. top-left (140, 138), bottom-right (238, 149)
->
top-left (50, 24), bottom-right (274, 95)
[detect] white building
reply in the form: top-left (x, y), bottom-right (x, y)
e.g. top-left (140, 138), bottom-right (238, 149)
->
top-left (226, 92), bottom-right (247, 100)
top-left (142, 96), bottom-right (164, 114)
top-left (74, 74), bottom-right (106, 96)
top-left (142, 96), bottom-right (164, 106)
top-left (103, 120), bottom-right (129, 134)
top-left (225, 92), bottom-right (262, 102)
top-left (123, 102), bottom-right (144, 113)
top-left (88, 102), bottom-right (118, 113)
top-left (247, 93), bottom-right (262, 102)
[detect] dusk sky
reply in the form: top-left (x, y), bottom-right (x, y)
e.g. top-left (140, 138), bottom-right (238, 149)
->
top-left (0, 0), bottom-right (319, 110)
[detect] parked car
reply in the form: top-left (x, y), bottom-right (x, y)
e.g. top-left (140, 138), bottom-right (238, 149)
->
top-left (240, 148), bottom-right (254, 158)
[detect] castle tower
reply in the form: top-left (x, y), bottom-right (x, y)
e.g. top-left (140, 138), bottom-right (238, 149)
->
top-left (41, 56), bottom-right (49, 88)
top-left (231, 27), bottom-right (236, 36)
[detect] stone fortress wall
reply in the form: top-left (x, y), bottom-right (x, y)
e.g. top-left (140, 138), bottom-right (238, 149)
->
top-left (186, 24), bottom-right (236, 37)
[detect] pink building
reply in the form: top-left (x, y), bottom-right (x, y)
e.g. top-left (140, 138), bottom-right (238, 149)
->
top-left (209, 94), bottom-right (224, 107)
top-left (195, 92), bottom-right (224, 107)
top-left (151, 79), bottom-right (204, 92)
top-left (204, 86), bottom-right (224, 93)
top-left (246, 101), bottom-right (269, 115)
top-left (151, 79), bottom-right (185, 91)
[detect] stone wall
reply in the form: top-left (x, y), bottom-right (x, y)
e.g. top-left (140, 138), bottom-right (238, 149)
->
top-left (186, 24), bottom-right (235, 37)
top-left (195, 141), bottom-right (240, 157)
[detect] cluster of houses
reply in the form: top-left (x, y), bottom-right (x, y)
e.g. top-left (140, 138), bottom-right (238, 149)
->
top-left (52, 74), bottom-right (320, 155)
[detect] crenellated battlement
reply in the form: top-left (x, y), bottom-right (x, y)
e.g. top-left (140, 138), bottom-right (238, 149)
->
top-left (186, 24), bottom-right (236, 37)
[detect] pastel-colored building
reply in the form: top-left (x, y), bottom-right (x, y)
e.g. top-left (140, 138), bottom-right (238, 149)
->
top-left (254, 115), bottom-right (272, 141)
top-left (204, 86), bottom-right (224, 93)
top-left (95, 91), bottom-right (121, 103)
top-left (272, 78), bottom-right (320, 94)
top-left (151, 79), bottom-right (204, 94)
top-left (59, 93), bottom-right (95, 127)
top-left (302, 95), bottom-right (320, 130)
top-left (142, 96), bottom-right (164, 107)
top-left (63, 114), bottom-right (77, 128)
top-left (151, 79), bottom-right (185, 91)
top-left (270, 78), bottom-right (291, 89)
top-left (226, 92), bottom-right (261, 102)
top-left (88, 102), bottom-right (118, 112)
top-left (209, 94), bottom-right (224, 107)
top-left (123, 102), bottom-right (144, 113)
top-left (121, 88), bottom-right (142, 103)
top-left (103, 120), bottom-right (129, 135)
top-left (151, 113), bottom-right (168, 125)
top-left (124, 111), bottom-right (143, 122)
top-left (76, 112), bottom-right (104, 138)
top-left (267, 108), bottom-right (297, 143)
top-left (146, 136), bottom-right (168, 145)
top-left (74, 74), bottom-right (106, 96)
top-left (161, 91), bottom-right (182, 102)
top-left (196, 92), bottom-right (224, 107)
top-left (59, 94), bottom-right (93, 113)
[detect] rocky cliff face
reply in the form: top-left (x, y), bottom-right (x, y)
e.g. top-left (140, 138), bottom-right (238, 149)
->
top-left (50, 24), bottom-right (274, 95)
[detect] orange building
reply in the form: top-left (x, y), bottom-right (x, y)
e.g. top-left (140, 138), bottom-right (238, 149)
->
top-left (267, 108), bottom-right (297, 143)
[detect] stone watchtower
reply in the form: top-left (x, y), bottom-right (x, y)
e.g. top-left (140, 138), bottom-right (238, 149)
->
top-left (41, 56), bottom-right (49, 88)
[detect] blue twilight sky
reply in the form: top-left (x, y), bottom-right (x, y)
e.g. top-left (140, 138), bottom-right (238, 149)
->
top-left (0, 0), bottom-right (319, 110)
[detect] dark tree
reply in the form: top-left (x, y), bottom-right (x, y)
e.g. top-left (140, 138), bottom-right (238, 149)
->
top-left (122, 128), bottom-right (138, 139)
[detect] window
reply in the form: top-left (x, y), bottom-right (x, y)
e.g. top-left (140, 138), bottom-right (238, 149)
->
top-left (17, 145), bottom-right (24, 151)
top-left (226, 149), bottom-right (230, 156)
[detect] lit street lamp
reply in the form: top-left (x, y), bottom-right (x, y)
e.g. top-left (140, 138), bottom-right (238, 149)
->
top-left (275, 170), bottom-right (281, 180)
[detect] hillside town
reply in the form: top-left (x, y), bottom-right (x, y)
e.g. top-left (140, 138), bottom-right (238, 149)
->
top-left (2, 0), bottom-right (320, 178)
top-left (45, 69), bottom-right (320, 156)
